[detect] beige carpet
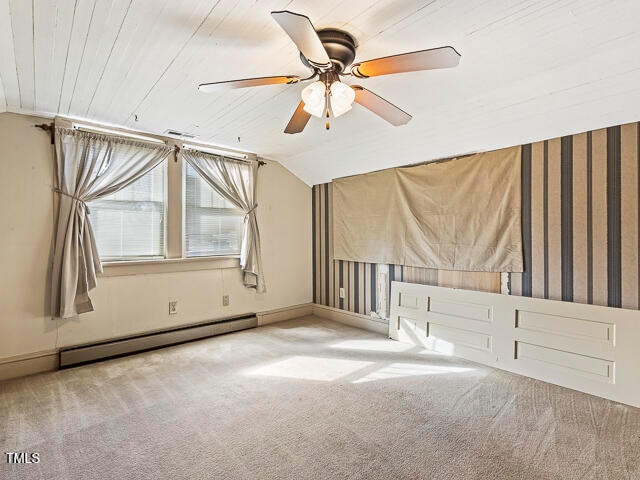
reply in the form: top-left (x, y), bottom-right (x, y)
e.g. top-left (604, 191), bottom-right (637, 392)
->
top-left (1, 316), bottom-right (639, 480)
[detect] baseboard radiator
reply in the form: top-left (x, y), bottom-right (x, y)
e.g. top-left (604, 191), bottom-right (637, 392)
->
top-left (59, 314), bottom-right (257, 368)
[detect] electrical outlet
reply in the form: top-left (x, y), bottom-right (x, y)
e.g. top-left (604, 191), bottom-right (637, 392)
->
top-left (168, 301), bottom-right (178, 315)
top-left (339, 287), bottom-right (345, 299)
top-left (222, 295), bottom-right (230, 306)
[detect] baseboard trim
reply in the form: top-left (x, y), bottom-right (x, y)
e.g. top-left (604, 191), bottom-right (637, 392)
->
top-left (312, 304), bottom-right (389, 335)
top-left (0, 303), bottom-right (375, 381)
top-left (257, 303), bottom-right (313, 326)
top-left (1, 303), bottom-right (314, 381)
top-left (0, 350), bottom-right (59, 382)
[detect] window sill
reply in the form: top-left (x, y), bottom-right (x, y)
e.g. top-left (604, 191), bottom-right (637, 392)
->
top-left (99, 256), bottom-right (241, 277)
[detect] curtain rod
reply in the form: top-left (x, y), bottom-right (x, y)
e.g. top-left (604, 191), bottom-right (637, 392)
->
top-left (181, 144), bottom-right (266, 166)
top-left (49, 117), bottom-right (267, 167)
top-left (74, 124), bottom-right (166, 144)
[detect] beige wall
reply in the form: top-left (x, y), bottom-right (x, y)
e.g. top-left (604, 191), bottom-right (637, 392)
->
top-left (0, 112), bottom-right (312, 358)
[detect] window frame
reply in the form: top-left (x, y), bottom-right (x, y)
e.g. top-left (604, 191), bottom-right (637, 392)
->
top-left (88, 160), bottom-right (169, 262)
top-left (182, 160), bottom-right (245, 258)
top-left (55, 117), bottom-right (257, 276)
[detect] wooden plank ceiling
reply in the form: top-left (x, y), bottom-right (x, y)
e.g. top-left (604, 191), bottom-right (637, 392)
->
top-left (1, 0), bottom-right (639, 185)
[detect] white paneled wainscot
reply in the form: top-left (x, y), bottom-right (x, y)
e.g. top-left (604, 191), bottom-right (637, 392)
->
top-left (389, 282), bottom-right (640, 407)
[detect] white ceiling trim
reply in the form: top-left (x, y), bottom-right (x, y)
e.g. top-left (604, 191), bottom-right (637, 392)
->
top-left (5, 105), bottom-right (55, 119)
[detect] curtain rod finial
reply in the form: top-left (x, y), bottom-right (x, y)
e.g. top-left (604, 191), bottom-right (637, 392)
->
top-left (35, 123), bottom-right (54, 144)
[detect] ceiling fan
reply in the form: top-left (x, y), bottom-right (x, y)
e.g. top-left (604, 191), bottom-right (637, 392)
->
top-left (198, 10), bottom-right (461, 134)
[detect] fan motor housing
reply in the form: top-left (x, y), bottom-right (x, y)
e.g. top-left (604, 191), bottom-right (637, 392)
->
top-left (300, 28), bottom-right (357, 73)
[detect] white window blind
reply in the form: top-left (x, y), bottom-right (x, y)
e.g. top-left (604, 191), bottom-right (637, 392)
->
top-left (183, 161), bottom-right (244, 257)
top-left (88, 162), bottom-right (167, 261)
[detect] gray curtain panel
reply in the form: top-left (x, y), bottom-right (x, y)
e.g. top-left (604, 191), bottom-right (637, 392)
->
top-left (51, 128), bottom-right (173, 318)
top-left (182, 150), bottom-right (265, 293)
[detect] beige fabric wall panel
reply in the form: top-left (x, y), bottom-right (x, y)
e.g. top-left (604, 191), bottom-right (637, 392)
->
top-left (333, 168), bottom-right (402, 265)
top-left (333, 146), bottom-right (523, 272)
top-left (398, 147), bottom-right (522, 272)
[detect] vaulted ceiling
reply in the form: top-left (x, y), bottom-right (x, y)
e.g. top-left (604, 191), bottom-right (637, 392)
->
top-left (1, 0), bottom-right (639, 185)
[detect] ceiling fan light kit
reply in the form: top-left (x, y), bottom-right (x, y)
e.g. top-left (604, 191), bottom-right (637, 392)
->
top-left (329, 81), bottom-right (355, 117)
top-left (198, 10), bottom-right (461, 134)
top-left (301, 73), bottom-right (356, 119)
top-left (301, 81), bottom-right (326, 117)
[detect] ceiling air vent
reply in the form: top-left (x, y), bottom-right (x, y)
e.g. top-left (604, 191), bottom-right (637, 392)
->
top-left (164, 129), bottom-right (197, 139)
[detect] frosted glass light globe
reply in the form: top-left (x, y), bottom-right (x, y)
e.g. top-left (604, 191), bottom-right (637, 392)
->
top-left (301, 81), bottom-right (326, 117)
top-left (330, 81), bottom-right (356, 117)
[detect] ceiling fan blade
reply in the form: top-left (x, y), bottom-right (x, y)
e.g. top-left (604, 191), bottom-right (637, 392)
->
top-left (284, 101), bottom-right (312, 134)
top-left (271, 10), bottom-right (332, 68)
top-left (352, 86), bottom-right (412, 126)
top-left (351, 46), bottom-right (460, 78)
top-left (198, 75), bottom-right (300, 93)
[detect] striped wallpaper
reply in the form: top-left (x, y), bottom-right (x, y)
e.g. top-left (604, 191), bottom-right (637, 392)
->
top-left (313, 120), bottom-right (640, 313)
top-left (511, 122), bottom-right (640, 309)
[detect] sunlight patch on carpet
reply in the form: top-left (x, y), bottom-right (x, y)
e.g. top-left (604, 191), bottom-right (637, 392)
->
top-left (329, 339), bottom-right (414, 353)
top-left (247, 356), bottom-right (373, 381)
top-left (352, 363), bottom-right (474, 384)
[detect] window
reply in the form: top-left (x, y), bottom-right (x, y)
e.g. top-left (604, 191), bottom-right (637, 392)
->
top-left (183, 161), bottom-right (244, 257)
top-left (82, 123), bottom-right (250, 266)
top-left (88, 162), bottom-right (167, 261)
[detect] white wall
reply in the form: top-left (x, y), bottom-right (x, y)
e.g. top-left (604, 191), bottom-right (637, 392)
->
top-left (0, 112), bottom-right (312, 358)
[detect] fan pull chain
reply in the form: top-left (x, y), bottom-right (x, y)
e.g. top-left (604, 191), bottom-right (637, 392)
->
top-left (325, 86), bottom-right (331, 130)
